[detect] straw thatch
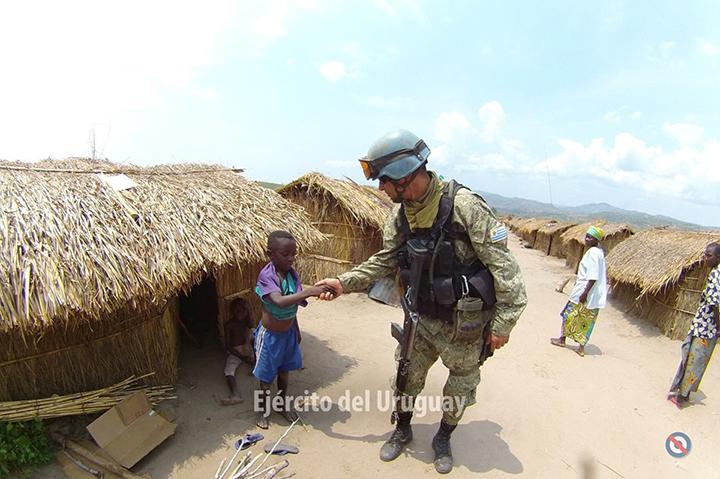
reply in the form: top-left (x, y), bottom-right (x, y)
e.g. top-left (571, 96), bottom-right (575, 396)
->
top-left (606, 230), bottom-right (720, 339)
top-left (559, 221), bottom-right (633, 272)
top-left (515, 218), bottom-right (553, 248)
top-left (278, 172), bottom-right (394, 283)
top-left (505, 216), bottom-right (523, 233)
top-left (534, 221), bottom-right (576, 256)
top-left (0, 158), bottom-right (324, 400)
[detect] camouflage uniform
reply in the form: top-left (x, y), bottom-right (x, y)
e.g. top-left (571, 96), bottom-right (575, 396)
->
top-left (338, 176), bottom-right (527, 425)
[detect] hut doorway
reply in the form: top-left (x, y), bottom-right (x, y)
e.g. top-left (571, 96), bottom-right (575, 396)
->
top-left (179, 276), bottom-right (219, 348)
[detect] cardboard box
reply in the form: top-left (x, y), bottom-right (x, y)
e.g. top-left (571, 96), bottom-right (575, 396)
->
top-left (87, 391), bottom-right (176, 468)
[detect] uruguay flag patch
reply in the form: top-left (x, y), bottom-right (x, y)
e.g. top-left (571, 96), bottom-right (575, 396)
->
top-left (490, 224), bottom-right (508, 243)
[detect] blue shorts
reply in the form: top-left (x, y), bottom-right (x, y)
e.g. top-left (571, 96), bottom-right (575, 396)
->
top-left (252, 323), bottom-right (302, 384)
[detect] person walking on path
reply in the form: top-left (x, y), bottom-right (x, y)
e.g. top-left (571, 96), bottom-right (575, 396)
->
top-left (668, 242), bottom-right (720, 408)
top-left (550, 226), bottom-right (607, 357)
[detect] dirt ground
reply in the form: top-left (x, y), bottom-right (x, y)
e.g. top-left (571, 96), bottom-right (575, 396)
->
top-left (36, 234), bottom-right (719, 478)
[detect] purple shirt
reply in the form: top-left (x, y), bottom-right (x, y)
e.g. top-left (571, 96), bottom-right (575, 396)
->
top-left (255, 262), bottom-right (307, 319)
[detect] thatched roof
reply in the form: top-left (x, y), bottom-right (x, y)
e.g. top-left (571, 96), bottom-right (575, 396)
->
top-left (560, 221), bottom-right (633, 246)
top-left (278, 172), bottom-right (393, 230)
top-left (517, 218), bottom-right (553, 235)
top-left (606, 229), bottom-right (720, 296)
top-left (537, 221), bottom-right (575, 235)
top-left (0, 158), bottom-right (325, 332)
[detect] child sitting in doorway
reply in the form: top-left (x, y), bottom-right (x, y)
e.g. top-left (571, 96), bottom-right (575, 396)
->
top-left (253, 230), bottom-right (334, 428)
top-left (221, 298), bottom-right (255, 405)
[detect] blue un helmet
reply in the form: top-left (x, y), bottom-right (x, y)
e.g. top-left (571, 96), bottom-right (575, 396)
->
top-left (359, 129), bottom-right (431, 181)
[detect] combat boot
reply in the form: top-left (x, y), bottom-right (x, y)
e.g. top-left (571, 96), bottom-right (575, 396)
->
top-left (431, 421), bottom-right (456, 474)
top-left (379, 412), bottom-right (413, 462)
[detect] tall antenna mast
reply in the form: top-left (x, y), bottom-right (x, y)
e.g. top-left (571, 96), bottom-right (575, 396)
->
top-left (544, 146), bottom-right (553, 206)
top-left (89, 127), bottom-right (97, 160)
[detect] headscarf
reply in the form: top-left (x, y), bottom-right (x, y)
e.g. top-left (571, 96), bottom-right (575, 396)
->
top-left (586, 225), bottom-right (605, 241)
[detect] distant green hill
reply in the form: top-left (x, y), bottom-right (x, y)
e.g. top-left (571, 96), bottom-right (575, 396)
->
top-left (254, 180), bottom-right (712, 230)
top-left (256, 181), bottom-right (283, 191)
top-left (478, 191), bottom-right (713, 231)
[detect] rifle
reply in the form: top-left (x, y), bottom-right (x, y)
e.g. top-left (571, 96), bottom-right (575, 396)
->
top-left (390, 238), bottom-right (430, 422)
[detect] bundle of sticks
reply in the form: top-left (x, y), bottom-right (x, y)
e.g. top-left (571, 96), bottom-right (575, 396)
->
top-left (214, 419), bottom-right (298, 479)
top-left (0, 374), bottom-right (175, 422)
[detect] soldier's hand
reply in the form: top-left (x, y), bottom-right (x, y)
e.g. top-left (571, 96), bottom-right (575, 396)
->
top-left (315, 278), bottom-right (343, 301)
top-left (485, 334), bottom-right (509, 352)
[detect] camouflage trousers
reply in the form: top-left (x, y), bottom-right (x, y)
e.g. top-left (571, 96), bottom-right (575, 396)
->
top-left (393, 309), bottom-right (489, 426)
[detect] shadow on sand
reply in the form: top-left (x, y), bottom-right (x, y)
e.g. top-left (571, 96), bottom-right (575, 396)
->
top-left (132, 330), bottom-right (357, 478)
top-left (305, 402), bottom-right (523, 475)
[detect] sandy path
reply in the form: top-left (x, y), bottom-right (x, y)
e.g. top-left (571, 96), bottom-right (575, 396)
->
top-left (37, 235), bottom-right (719, 478)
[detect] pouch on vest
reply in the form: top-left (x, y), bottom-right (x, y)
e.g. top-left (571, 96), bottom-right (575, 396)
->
top-left (432, 277), bottom-right (456, 306)
top-left (453, 296), bottom-right (487, 343)
top-left (467, 268), bottom-right (496, 310)
top-left (435, 240), bottom-right (454, 276)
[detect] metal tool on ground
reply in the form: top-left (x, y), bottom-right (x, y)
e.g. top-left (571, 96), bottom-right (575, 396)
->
top-left (263, 443), bottom-right (299, 455)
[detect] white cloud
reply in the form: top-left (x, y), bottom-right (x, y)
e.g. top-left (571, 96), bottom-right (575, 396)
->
top-left (662, 122), bottom-right (704, 145)
top-left (428, 102), bottom-right (719, 209)
top-left (459, 152), bottom-right (531, 174)
top-left (603, 110), bottom-right (643, 122)
top-left (434, 112), bottom-right (471, 143)
top-left (537, 132), bottom-right (719, 204)
top-left (0, 0), bottom-right (328, 161)
top-left (319, 61), bottom-right (348, 82)
top-left (603, 111), bottom-right (620, 123)
top-left (251, 3), bottom-right (290, 40)
top-left (430, 101), bottom-right (529, 171)
top-left (431, 144), bottom-right (450, 166)
top-left (375, 0), bottom-right (396, 15)
top-left (701, 41), bottom-right (720, 57)
top-left (318, 43), bottom-right (373, 83)
top-left (477, 101), bottom-right (506, 141)
top-left (0, 1), bottom-right (238, 160)
top-left (249, 0), bottom-right (322, 42)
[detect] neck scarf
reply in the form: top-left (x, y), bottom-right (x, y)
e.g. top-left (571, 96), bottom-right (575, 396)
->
top-left (403, 172), bottom-right (445, 231)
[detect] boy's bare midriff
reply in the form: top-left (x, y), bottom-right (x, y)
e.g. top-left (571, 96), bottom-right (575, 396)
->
top-left (260, 309), bottom-right (296, 332)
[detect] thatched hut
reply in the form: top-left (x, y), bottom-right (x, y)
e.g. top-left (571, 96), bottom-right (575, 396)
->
top-left (0, 159), bottom-right (323, 401)
top-left (516, 218), bottom-right (553, 248)
top-left (505, 216), bottom-right (525, 233)
top-left (534, 221), bottom-right (576, 256)
top-left (606, 230), bottom-right (720, 339)
top-left (559, 221), bottom-right (633, 272)
top-left (278, 172), bottom-right (393, 284)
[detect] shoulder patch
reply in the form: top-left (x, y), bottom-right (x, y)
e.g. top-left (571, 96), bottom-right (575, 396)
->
top-left (490, 224), bottom-right (508, 243)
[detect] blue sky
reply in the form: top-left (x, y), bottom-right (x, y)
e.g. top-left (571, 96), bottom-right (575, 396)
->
top-left (1, 1), bottom-right (718, 225)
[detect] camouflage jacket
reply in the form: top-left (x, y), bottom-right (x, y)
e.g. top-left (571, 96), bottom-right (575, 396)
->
top-left (338, 180), bottom-right (527, 336)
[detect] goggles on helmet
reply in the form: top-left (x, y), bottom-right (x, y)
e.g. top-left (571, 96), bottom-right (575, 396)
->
top-left (359, 139), bottom-right (430, 180)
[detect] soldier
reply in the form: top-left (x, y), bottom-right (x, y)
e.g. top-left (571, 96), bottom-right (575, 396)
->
top-left (316, 129), bottom-right (527, 474)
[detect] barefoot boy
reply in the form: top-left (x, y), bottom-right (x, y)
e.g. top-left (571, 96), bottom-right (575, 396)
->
top-left (221, 298), bottom-right (254, 405)
top-left (253, 230), bottom-right (333, 428)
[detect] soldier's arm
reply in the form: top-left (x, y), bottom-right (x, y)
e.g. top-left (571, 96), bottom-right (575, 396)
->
top-left (455, 192), bottom-right (527, 336)
top-left (338, 206), bottom-right (403, 293)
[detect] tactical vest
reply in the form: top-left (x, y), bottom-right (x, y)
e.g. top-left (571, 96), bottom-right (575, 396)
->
top-left (397, 180), bottom-right (496, 321)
